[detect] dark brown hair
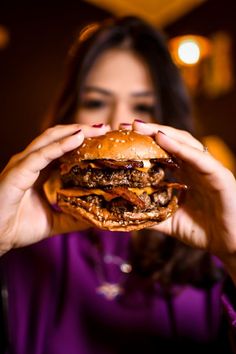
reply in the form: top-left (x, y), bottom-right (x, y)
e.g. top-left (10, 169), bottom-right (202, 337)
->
top-left (43, 16), bottom-right (192, 131)
top-left (44, 15), bottom-right (221, 288)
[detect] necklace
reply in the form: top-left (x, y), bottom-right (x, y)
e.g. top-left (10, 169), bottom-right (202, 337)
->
top-left (95, 252), bottom-right (132, 301)
top-left (87, 228), bottom-right (133, 301)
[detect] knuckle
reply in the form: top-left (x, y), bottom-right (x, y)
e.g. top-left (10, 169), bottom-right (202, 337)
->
top-left (43, 127), bottom-right (55, 137)
top-left (181, 130), bottom-right (192, 138)
top-left (33, 147), bottom-right (51, 165)
top-left (8, 152), bottom-right (23, 165)
top-left (51, 140), bottom-right (67, 156)
top-left (44, 125), bottom-right (63, 135)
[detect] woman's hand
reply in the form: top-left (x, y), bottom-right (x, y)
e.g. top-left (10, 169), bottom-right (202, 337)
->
top-left (121, 121), bottom-right (236, 278)
top-left (0, 123), bottom-right (110, 255)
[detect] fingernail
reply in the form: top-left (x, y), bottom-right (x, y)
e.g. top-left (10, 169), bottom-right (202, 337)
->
top-left (72, 129), bottom-right (82, 135)
top-left (120, 123), bottom-right (131, 126)
top-left (158, 130), bottom-right (166, 135)
top-left (134, 119), bottom-right (146, 123)
top-left (92, 123), bottom-right (104, 128)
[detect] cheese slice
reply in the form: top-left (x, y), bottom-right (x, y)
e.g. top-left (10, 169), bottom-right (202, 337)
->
top-left (59, 188), bottom-right (118, 201)
top-left (128, 187), bottom-right (158, 195)
top-left (59, 186), bottom-right (159, 202)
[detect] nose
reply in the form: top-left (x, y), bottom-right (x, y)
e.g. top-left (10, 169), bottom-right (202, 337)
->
top-left (108, 102), bottom-right (134, 130)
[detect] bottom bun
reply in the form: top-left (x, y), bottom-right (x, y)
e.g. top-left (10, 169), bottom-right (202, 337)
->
top-left (57, 196), bottom-right (178, 232)
top-left (43, 172), bottom-right (179, 232)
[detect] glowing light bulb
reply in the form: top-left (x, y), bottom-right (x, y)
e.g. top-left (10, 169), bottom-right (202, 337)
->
top-left (178, 39), bottom-right (200, 65)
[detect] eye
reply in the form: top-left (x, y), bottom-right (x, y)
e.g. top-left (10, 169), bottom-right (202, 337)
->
top-left (134, 104), bottom-right (155, 114)
top-left (81, 99), bottom-right (106, 109)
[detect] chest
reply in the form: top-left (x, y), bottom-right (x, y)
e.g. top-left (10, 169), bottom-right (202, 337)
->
top-left (3, 232), bottom-right (222, 352)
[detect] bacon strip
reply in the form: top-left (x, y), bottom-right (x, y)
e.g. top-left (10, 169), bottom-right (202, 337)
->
top-left (95, 159), bottom-right (144, 169)
top-left (108, 186), bottom-right (146, 208)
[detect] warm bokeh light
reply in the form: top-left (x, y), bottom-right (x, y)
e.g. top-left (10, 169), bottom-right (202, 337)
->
top-left (0, 25), bottom-right (10, 49)
top-left (169, 35), bottom-right (211, 67)
top-left (178, 39), bottom-right (200, 64)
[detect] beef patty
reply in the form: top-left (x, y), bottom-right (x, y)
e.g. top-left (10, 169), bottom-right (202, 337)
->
top-left (61, 166), bottom-right (165, 189)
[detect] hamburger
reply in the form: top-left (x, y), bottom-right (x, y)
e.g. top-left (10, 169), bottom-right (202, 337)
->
top-left (56, 130), bottom-right (186, 231)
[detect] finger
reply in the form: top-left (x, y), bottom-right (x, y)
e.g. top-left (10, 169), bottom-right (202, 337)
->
top-left (132, 120), bottom-right (203, 151)
top-left (5, 124), bottom-right (82, 170)
top-left (9, 124), bottom-right (111, 167)
top-left (1, 130), bottom-right (85, 202)
top-left (2, 124), bottom-right (110, 176)
top-left (83, 123), bottom-right (111, 137)
top-left (156, 130), bottom-right (226, 179)
top-left (119, 123), bottom-right (132, 131)
top-left (24, 124), bottom-right (83, 155)
top-left (156, 131), bottom-right (236, 237)
top-left (27, 123), bottom-right (110, 153)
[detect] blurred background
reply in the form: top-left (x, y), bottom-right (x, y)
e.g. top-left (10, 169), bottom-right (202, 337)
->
top-left (1, 0), bottom-right (236, 171)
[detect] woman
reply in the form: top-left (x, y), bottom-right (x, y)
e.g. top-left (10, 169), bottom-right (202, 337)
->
top-left (0, 16), bottom-right (236, 354)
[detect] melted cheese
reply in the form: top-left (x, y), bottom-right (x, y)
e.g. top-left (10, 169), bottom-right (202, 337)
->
top-left (135, 167), bottom-right (150, 172)
top-left (59, 186), bottom-right (159, 202)
top-left (59, 188), bottom-right (117, 201)
top-left (128, 187), bottom-right (158, 195)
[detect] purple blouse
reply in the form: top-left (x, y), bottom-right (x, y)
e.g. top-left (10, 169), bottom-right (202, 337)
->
top-left (0, 230), bottom-right (235, 354)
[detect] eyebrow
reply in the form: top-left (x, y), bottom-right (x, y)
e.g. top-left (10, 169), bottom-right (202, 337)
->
top-left (84, 86), bottom-right (111, 96)
top-left (131, 91), bottom-right (155, 97)
top-left (84, 86), bottom-right (155, 98)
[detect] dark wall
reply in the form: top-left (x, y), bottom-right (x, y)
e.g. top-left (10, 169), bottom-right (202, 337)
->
top-left (165, 0), bottom-right (236, 153)
top-left (0, 1), bottom-right (111, 170)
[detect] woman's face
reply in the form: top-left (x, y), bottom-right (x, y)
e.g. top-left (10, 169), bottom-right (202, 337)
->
top-left (75, 48), bottom-right (156, 129)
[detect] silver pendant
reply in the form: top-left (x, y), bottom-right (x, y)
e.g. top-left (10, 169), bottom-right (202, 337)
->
top-left (96, 282), bottom-right (124, 300)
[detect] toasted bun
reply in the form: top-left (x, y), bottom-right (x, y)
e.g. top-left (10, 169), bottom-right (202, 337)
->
top-left (58, 195), bottom-right (178, 232)
top-left (44, 172), bottom-right (179, 232)
top-left (61, 130), bottom-right (170, 167)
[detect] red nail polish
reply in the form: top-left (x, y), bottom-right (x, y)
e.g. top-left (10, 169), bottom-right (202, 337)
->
top-left (120, 123), bottom-right (131, 126)
top-left (134, 119), bottom-right (145, 123)
top-left (158, 130), bottom-right (166, 135)
top-left (92, 123), bottom-right (104, 128)
top-left (72, 129), bottom-right (82, 135)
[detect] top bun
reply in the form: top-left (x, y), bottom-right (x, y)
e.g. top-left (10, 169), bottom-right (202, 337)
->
top-left (62, 130), bottom-right (170, 165)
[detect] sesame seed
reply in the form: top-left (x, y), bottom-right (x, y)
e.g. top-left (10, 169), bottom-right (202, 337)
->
top-left (97, 144), bottom-right (102, 149)
top-left (82, 143), bottom-right (86, 148)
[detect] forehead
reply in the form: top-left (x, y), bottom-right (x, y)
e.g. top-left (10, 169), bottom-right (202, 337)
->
top-left (84, 48), bottom-right (154, 91)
